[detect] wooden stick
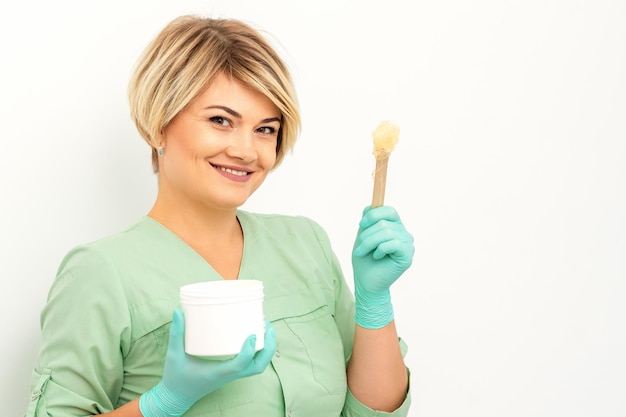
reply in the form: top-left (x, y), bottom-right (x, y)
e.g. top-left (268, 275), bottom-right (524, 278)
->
top-left (370, 121), bottom-right (399, 208)
top-left (372, 155), bottom-right (389, 208)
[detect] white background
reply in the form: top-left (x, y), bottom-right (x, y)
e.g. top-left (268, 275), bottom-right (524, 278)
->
top-left (2, 1), bottom-right (625, 416)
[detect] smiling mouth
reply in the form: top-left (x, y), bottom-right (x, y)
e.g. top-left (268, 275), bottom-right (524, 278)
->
top-left (212, 164), bottom-right (250, 177)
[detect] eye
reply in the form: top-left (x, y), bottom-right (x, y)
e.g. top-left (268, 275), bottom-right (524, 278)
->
top-left (209, 116), bottom-right (231, 127)
top-left (257, 126), bottom-right (278, 135)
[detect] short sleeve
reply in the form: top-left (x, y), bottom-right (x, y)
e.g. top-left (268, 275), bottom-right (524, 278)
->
top-left (342, 358), bottom-right (412, 417)
top-left (343, 384), bottom-right (411, 417)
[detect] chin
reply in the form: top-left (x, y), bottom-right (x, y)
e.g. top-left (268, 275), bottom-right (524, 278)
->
top-left (213, 195), bottom-right (252, 210)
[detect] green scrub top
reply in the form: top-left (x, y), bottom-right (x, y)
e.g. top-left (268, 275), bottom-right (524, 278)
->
top-left (25, 211), bottom-right (410, 417)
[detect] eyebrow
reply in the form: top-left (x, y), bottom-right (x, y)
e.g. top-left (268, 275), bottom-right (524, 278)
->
top-left (204, 105), bottom-right (281, 124)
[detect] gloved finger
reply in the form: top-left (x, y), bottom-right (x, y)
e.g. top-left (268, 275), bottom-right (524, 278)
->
top-left (372, 238), bottom-right (415, 264)
top-left (243, 324), bottom-right (276, 376)
top-left (227, 334), bottom-right (258, 373)
top-left (356, 218), bottom-right (410, 244)
top-left (360, 206), bottom-right (401, 229)
top-left (166, 309), bottom-right (186, 356)
top-left (353, 222), bottom-right (412, 257)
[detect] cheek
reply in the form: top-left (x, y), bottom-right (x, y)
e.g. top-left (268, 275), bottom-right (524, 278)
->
top-left (261, 142), bottom-right (278, 168)
top-left (161, 143), bottom-right (207, 183)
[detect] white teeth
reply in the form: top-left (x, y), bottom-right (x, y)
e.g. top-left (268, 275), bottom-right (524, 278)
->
top-left (217, 166), bottom-right (248, 176)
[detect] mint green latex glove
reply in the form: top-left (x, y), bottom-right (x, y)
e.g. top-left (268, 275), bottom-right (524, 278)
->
top-left (139, 309), bottom-right (276, 417)
top-left (352, 206), bottom-right (415, 329)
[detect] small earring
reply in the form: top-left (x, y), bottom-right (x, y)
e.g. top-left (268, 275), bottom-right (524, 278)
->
top-left (157, 146), bottom-right (164, 156)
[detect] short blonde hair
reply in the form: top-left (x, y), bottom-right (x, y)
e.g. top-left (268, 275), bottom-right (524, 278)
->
top-left (128, 15), bottom-right (300, 172)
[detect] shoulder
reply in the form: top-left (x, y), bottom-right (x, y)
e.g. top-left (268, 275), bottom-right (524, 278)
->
top-left (58, 218), bottom-right (159, 266)
top-left (53, 218), bottom-right (160, 284)
top-left (238, 210), bottom-right (339, 268)
top-left (82, 217), bottom-right (161, 251)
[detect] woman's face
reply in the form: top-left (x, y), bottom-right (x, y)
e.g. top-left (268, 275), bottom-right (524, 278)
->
top-left (158, 72), bottom-right (281, 211)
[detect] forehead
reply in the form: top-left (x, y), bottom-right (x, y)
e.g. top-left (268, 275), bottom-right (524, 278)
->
top-left (192, 73), bottom-right (280, 117)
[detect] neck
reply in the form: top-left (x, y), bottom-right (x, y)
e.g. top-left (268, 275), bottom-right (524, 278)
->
top-left (148, 188), bottom-right (243, 249)
top-left (149, 197), bottom-right (240, 239)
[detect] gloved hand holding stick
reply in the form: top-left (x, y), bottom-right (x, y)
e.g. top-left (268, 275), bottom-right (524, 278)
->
top-left (352, 121), bottom-right (412, 330)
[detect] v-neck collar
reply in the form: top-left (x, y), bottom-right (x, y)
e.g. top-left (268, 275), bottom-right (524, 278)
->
top-left (141, 210), bottom-right (254, 281)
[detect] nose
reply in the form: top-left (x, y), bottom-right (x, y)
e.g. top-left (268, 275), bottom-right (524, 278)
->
top-left (226, 130), bottom-right (258, 163)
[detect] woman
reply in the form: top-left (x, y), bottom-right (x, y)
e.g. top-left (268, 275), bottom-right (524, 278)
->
top-left (25, 15), bottom-right (414, 417)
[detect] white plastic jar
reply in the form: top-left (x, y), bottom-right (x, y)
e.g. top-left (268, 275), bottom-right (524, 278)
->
top-left (179, 279), bottom-right (265, 358)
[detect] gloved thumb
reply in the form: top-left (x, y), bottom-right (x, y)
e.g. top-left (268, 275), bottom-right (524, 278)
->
top-left (166, 309), bottom-right (185, 355)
